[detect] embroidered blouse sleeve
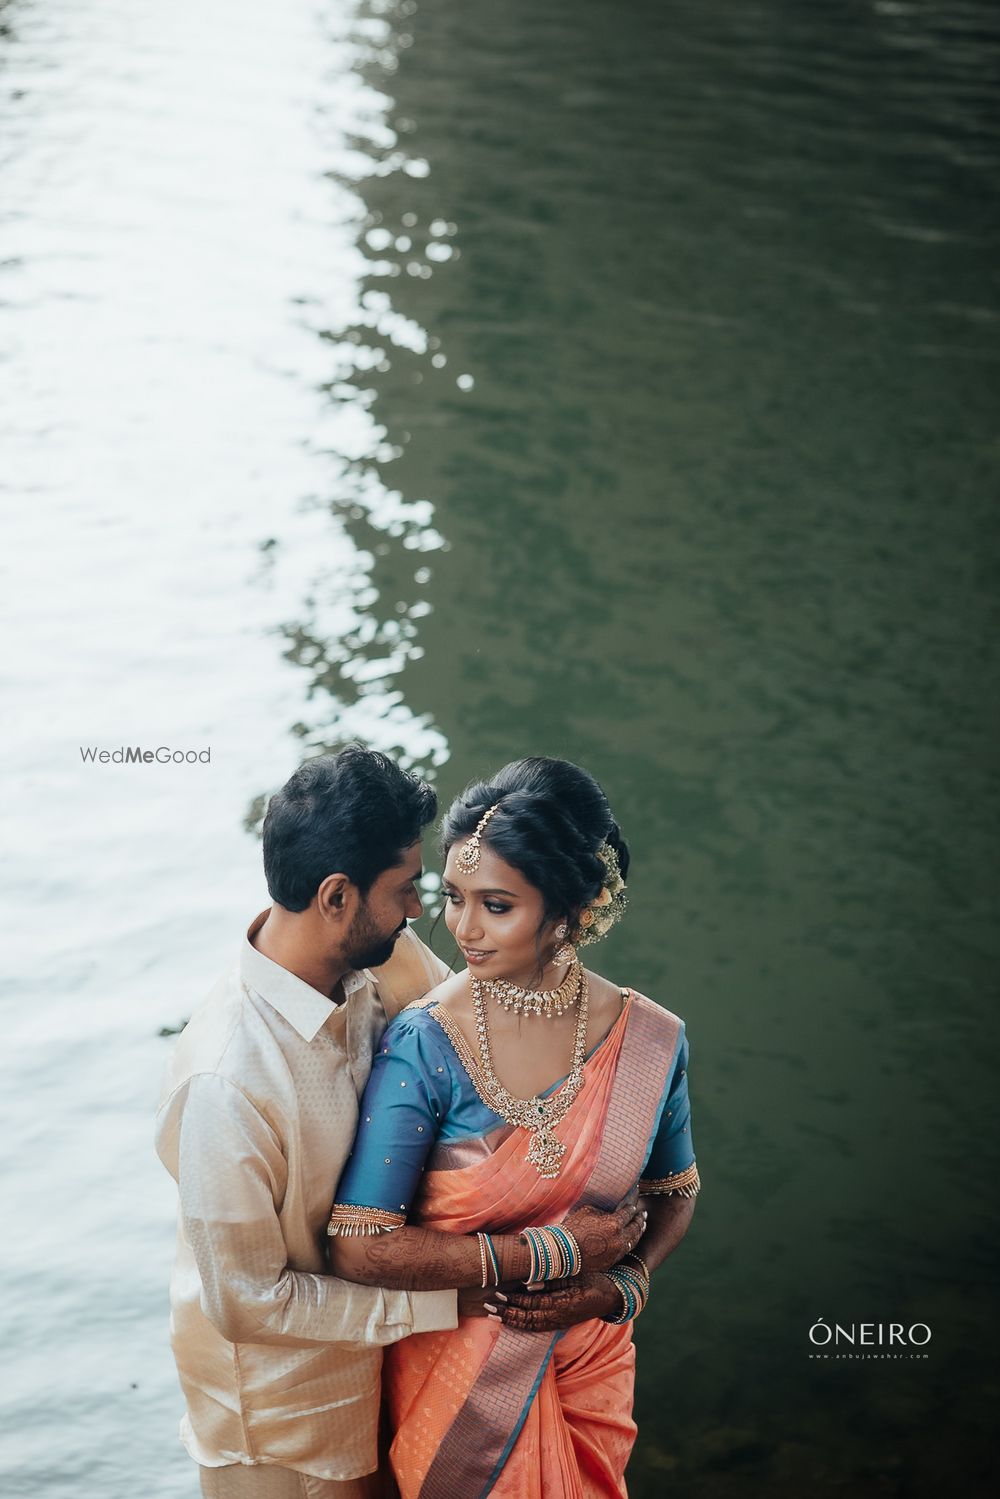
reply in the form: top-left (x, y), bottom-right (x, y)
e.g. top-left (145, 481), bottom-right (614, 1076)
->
top-left (328, 1010), bottom-right (453, 1236)
top-left (639, 1027), bottom-right (701, 1197)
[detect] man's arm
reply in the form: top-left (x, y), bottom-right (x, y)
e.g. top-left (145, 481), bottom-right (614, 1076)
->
top-left (159, 1072), bottom-right (456, 1348)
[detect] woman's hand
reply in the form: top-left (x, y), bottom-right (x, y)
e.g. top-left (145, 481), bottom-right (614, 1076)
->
top-left (562, 1193), bottom-right (646, 1273)
top-left (458, 1286), bottom-right (508, 1318)
top-left (497, 1273), bottom-right (620, 1332)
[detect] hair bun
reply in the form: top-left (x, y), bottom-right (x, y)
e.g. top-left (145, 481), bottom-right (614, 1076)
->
top-left (603, 817), bottom-right (631, 882)
top-left (441, 757), bottom-right (630, 946)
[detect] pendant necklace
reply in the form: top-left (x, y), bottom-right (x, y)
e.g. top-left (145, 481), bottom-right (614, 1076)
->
top-left (469, 964), bottom-right (589, 1178)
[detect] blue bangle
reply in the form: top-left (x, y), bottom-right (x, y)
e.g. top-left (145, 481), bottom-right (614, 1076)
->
top-left (482, 1232), bottom-right (501, 1286)
top-left (604, 1265), bottom-right (647, 1324)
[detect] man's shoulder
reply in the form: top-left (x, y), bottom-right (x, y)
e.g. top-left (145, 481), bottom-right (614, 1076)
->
top-left (156, 965), bottom-right (273, 1105)
top-left (368, 926), bottom-right (450, 1019)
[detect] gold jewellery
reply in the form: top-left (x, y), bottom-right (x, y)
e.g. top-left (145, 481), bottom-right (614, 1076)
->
top-left (470, 965), bottom-right (589, 1178)
top-left (484, 954), bottom-right (582, 1018)
top-left (455, 806), bottom-right (628, 949)
top-left (455, 803), bottom-right (500, 874)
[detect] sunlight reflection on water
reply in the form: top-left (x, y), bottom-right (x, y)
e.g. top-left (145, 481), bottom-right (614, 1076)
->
top-left (0, 1), bottom-right (452, 1491)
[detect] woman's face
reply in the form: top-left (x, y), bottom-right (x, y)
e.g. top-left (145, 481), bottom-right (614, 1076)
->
top-left (442, 840), bottom-right (563, 984)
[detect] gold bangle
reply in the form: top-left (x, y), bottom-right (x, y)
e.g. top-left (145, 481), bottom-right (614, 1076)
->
top-left (327, 1204), bottom-right (405, 1237)
top-left (638, 1162), bottom-right (700, 1197)
top-left (622, 1251), bottom-right (649, 1282)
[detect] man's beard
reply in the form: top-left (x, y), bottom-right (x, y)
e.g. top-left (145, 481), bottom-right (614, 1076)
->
top-left (344, 903), bottom-right (406, 971)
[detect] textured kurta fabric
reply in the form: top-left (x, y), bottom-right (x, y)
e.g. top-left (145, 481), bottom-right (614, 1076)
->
top-left (155, 914), bottom-right (457, 1481)
top-left (332, 991), bottom-right (696, 1496)
top-left (199, 1462), bottom-right (384, 1497)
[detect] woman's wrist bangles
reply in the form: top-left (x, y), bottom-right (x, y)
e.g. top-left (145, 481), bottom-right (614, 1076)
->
top-left (621, 1251), bottom-right (649, 1283)
top-left (603, 1259), bottom-right (651, 1324)
top-left (476, 1232), bottom-right (502, 1288)
top-left (520, 1224), bottom-right (582, 1284)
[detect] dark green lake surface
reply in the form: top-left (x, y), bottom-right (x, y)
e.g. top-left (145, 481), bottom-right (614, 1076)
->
top-left (291, 2), bottom-right (1000, 1492)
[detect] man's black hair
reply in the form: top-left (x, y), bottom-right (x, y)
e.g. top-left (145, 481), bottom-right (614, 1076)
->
top-left (262, 745), bottom-right (436, 911)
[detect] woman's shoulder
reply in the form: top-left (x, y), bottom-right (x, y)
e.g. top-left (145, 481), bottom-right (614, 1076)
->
top-left (426, 969), bottom-right (467, 1002)
top-left (383, 973), bottom-right (464, 1045)
top-left (587, 970), bottom-right (688, 1031)
top-left (398, 968), bottom-right (468, 1017)
top-left (584, 968), bottom-right (628, 1005)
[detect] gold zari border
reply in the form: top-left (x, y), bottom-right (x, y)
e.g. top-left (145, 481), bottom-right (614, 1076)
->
top-left (639, 1162), bottom-right (701, 1198)
top-left (326, 1204), bottom-right (406, 1237)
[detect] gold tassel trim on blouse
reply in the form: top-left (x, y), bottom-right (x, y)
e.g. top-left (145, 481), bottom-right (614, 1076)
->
top-left (326, 1205), bottom-right (406, 1237)
top-left (639, 1162), bottom-right (701, 1198)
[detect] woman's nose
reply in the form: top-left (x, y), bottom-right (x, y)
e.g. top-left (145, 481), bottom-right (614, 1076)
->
top-left (455, 904), bottom-right (483, 942)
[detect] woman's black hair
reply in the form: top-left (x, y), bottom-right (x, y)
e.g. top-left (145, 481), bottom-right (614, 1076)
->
top-left (263, 744), bottom-right (436, 911)
top-left (440, 756), bottom-right (630, 928)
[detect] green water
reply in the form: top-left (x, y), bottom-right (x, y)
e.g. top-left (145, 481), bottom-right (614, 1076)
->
top-left (288, 1), bottom-right (999, 1492)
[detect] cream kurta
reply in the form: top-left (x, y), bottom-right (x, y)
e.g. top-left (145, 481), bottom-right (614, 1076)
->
top-left (155, 914), bottom-right (457, 1481)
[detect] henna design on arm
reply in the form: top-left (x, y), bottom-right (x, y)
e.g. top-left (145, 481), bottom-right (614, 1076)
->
top-left (634, 1190), bottom-right (696, 1274)
top-left (328, 1225), bottom-right (530, 1291)
top-left (562, 1195), bottom-right (646, 1271)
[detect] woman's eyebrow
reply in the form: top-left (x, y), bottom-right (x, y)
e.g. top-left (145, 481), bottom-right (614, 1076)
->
top-left (442, 880), bottom-right (519, 898)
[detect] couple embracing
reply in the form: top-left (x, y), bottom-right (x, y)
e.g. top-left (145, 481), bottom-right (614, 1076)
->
top-left (156, 747), bottom-right (700, 1499)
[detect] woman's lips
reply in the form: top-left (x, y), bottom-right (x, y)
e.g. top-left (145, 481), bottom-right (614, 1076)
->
top-left (462, 948), bottom-right (496, 965)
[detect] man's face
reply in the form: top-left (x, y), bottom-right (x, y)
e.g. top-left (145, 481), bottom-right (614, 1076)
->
top-left (343, 842), bottom-right (425, 970)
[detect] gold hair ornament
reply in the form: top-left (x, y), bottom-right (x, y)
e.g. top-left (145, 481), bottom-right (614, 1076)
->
top-left (455, 802), bottom-right (501, 874)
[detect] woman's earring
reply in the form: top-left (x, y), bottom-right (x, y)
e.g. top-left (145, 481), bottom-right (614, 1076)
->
top-left (553, 924), bottom-right (575, 964)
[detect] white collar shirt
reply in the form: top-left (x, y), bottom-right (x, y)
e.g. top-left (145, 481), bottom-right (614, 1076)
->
top-left (155, 913), bottom-right (455, 1481)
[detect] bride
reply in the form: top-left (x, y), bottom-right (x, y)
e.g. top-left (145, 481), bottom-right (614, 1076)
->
top-left (328, 756), bottom-right (700, 1497)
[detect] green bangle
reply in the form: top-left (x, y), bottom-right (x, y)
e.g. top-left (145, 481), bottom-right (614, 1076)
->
top-left (602, 1262), bottom-right (649, 1324)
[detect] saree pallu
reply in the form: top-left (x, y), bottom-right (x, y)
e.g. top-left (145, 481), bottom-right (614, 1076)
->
top-left (384, 993), bottom-right (683, 1499)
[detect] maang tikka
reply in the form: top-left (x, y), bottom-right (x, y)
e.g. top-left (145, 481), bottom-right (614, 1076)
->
top-left (455, 802), bottom-right (500, 874)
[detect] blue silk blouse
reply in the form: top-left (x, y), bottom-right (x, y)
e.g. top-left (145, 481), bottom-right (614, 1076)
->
top-left (333, 1002), bottom-right (697, 1221)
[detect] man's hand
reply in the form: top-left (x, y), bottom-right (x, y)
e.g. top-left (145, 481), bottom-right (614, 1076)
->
top-left (562, 1192), bottom-right (646, 1273)
top-left (498, 1273), bottom-right (620, 1332)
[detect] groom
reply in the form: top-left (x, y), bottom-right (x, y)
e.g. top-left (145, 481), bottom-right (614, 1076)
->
top-left (155, 745), bottom-right (457, 1498)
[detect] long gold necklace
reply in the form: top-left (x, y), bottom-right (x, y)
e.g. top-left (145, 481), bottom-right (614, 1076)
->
top-left (470, 966), bottom-right (590, 1178)
top-left (483, 955), bottom-right (581, 1017)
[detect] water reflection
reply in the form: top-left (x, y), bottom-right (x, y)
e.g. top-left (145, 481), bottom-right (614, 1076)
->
top-left (0, 1), bottom-right (460, 1492)
top-left (251, 5), bottom-right (488, 792)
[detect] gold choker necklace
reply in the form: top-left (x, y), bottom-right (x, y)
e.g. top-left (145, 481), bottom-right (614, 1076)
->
top-left (482, 956), bottom-right (581, 1018)
top-left (470, 967), bottom-right (590, 1178)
